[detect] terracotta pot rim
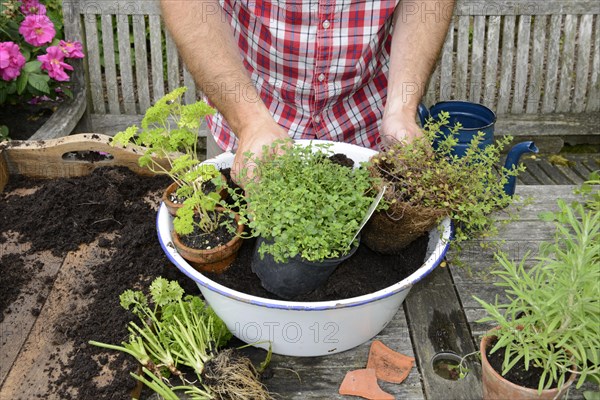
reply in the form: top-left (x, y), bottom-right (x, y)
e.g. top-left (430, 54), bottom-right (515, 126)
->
top-left (172, 207), bottom-right (244, 255)
top-left (480, 327), bottom-right (577, 395)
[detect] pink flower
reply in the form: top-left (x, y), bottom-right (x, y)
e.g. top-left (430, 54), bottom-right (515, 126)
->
top-left (38, 46), bottom-right (73, 81)
top-left (20, 0), bottom-right (47, 16)
top-left (19, 15), bottom-right (55, 47)
top-left (59, 40), bottom-right (84, 59)
top-left (0, 42), bottom-right (26, 81)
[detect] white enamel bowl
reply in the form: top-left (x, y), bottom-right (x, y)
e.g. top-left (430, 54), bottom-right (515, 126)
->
top-left (157, 140), bottom-right (451, 356)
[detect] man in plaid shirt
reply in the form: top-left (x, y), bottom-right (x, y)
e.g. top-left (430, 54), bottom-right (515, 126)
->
top-left (162, 0), bottom-right (455, 172)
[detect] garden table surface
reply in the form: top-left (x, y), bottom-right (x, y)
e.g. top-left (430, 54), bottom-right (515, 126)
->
top-left (0, 146), bottom-right (597, 399)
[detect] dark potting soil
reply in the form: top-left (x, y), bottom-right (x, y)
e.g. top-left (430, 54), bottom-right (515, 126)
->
top-left (0, 103), bottom-right (55, 140)
top-left (179, 215), bottom-right (238, 249)
top-left (0, 167), bottom-right (199, 399)
top-left (0, 253), bottom-right (29, 323)
top-left (486, 339), bottom-right (571, 390)
top-left (206, 234), bottom-right (429, 302)
top-left (328, 153), bottom-right (355, 168)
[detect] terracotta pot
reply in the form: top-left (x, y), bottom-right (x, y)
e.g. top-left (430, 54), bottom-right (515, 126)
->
top-left (162, 176), bottom-right (228, 217)
top-left (480, 330), bottom-right (577, 400)
top-left (162, 182), bottom-right (183, 216)
top-left (171, 209), bottom-right (244, 274)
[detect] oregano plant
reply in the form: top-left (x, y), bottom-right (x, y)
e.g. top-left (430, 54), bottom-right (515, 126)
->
top-left (233, 140), bottom-right (380, 263)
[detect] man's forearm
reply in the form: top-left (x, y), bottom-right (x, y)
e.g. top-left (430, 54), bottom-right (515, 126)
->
top-left (160, 0), bottom-right (271, 137)
top-left (386, 0), bottom-right (455, 115)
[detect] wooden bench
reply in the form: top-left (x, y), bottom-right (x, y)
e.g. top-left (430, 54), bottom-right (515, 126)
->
top-left (62, 0), bottom-right (599, 152)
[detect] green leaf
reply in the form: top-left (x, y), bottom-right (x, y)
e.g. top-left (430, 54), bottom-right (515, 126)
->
top-left (538, 211), bottom-right (556, 222)
top-left (28, 74), bottom-right (50, 94)
top-left (16, 73), bottom-right (29, 95)
top-left (23, 61), bottom-right (41, 73)
top-left (583, 391), bottom-right (600, 400)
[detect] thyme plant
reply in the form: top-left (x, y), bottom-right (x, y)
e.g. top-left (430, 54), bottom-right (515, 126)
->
top-left (369, 111), bottom-right (522, 249)
top-left (474, 198), bottom-right (600, 392)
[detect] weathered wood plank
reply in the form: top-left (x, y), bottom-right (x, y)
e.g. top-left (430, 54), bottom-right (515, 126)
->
top-left (483, 16), bottom-right (501, 110)
top-left (572, 160), bottom-right (596, 180)
top-left (495, 112), bottom-right (600, 150)
top-left (89, 114), bottom-right (211, 138)
top-left (535, 159), bottom-right (578, 184)
top-left (165, 29), bottom-right (180, 93)
top-left (456, 16), bottom-right (471, 100)
top-left (517, 166), bottom-right (541, 185)
top-left (149, 15), bottom-right (165, 102)
top-left (0, 239), bottom-right (65, 386)
top-left (0, 239), bottom-right (113, 400)
top-left (404, 266), bottom-right (483, 400)
top-left (69, 0), bottom-right (162, 15)
top-left (497, 15), bottom-right (516, 114)
top-left (520, 160), bottom-right (556, 184)
top-left (101, 14), bottom-right (120, 114)
top-left (511, 15), bottom-right (531, 113)
top-left (116, 14), bottom-right (136, 115)
top-left (439, 18), bottom-right (455, 101)
top-left (83, 15), bottom-right (105, 113)
top-left (542, 15), bottom-right (563, 113)
top-left (29, 90), bottom-right (87, 140)
top-left (424, 63), bottom-right (440, 107)
top-left (469, 16), bottom-right (485, 103)
top-left (183, 67), bottom-right (198, 105)
top-left (556, 15), bottom-right (578, 113)
top-left (132, 15), bottom-right (151, 113)
top-left (573, 15), bottom-right (594, 112)
top-left (526, 15), bottom-right (547, 113)
top-left (586, 17), bottom-right (600, 112)
top-left (554, 164), bottom-right (586, 184)
top-left (582, 157), bottom-right (600, 174)
top-left (454, 0), bottom-right (600, 16)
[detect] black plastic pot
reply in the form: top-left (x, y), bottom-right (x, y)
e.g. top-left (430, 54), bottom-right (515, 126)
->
top-left (251, 236), bottom-right (360, 299)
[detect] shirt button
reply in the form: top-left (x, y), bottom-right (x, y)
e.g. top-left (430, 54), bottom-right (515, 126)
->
top-left (318, 73), bottom-right (325, 82)
top-left (313, 115), bottom-right (321, 123)
top-left (322, 20), bottom-right (330, 29)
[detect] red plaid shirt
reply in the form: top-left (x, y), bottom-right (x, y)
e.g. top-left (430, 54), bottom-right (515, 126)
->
top-left (207, 0), bottom-right (398, 151)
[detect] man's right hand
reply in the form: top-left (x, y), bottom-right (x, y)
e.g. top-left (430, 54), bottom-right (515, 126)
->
top-left (232, 118), bottom-right (290, 187)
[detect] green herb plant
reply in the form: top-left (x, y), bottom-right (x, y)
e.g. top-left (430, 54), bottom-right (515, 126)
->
top-left (233, 140), bottom-right (380, 263)
top-left (90, 277), bottom-right (271, 400)
top-left (369, 111), bottom-right (522, 250)
top-left (111, 87), bottom-right (236, 239)
top-left (474, 197), bottom-right (600, 393)
top-left (111, 87), bottom-right (218, 201)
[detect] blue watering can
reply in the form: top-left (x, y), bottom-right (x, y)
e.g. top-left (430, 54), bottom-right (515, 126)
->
top-left (417, 101), bottom-right (539, 196)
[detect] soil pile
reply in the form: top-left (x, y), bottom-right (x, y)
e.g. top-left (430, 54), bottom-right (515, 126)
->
top-left (0, 167), bottom-right (197, 399)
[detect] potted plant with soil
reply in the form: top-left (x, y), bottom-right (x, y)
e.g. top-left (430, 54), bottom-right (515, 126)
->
top-left (363, 111), bottom-right (522, 254)
top-left (171, 173), bottom-right (244, 273)
top-left (90, 277), bottom-right (272, 399)
top-left (233, 140), bottom-right (381, 299)
top-left (474, 198), bottom-right (599, 399)
top-left (111, 86), bottom-right (220, 216)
